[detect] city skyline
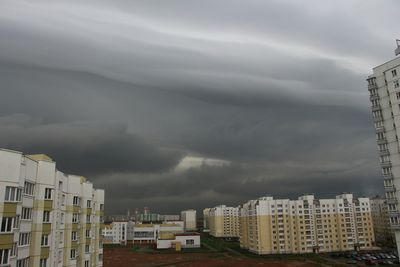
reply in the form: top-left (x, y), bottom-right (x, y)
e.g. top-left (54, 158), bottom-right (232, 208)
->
top-left (1, 0), bottom-right (400, 214)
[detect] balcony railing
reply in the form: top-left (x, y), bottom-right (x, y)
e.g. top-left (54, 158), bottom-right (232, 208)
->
top-left (368, 83), bottom-right (378, 90)
top-left (384, 185), bottom-right (396, 192)
top-left (386, 198), bottom-right (398, 205)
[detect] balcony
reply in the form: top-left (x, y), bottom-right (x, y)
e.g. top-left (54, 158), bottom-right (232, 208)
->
top-left (371, 104), bottom-right (381, 112)
top-left (379, 150), bottom-right (390, 157)
top-left (370, 94), bottom-right (380, 101)
top-left (386, 198), bottom-right (398, 205)
top-left (383, 173), bottom-right (394, 180)
top-left (380, 161), bottom-right (392, 168)
top-left (368, 83), bottom-right (378, 90)
top-left (384, 185), bottom-right (396, 193)
top-left (374, 116), bottom-right (384, 123)
top-left (376, 138), bottom-right (387, 145)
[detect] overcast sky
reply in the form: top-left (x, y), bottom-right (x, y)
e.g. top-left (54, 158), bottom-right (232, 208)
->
top-left (1, 0), bottom-right (399, 215)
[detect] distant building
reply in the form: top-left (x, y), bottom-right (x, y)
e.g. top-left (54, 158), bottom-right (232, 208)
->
top-left (181, 210), bottom-right (197, 231)
top-left (367, 45), bottom-right (400, 255)
top-left (156, 233), bottom-right (200, 250)
top-left (0, 148), bottom-right (105, 267)
top-left (102, 221), bottom-right (128, 245)
top-left (160, 214), bottom-right (180, 221)
top-left (370, 197), bottom-right (395, 247)
top-left (208, 205), bottom-right (240, 238)
top-left (240, 194), bottom-right (374, 254)
top-left (203, 208), bottom-right (211, 232)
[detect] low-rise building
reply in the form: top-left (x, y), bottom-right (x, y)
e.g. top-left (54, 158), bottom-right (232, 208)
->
top-left (125, 221), bottom-right (184, 244)
top-left (181, 210), bottom-right (197, 231)
top-left (240, 194), bottom-right (374, 254)
top-left (208, 205), bottom-right (240, 238)
top-left (156, 233), bottom-right (200, 250)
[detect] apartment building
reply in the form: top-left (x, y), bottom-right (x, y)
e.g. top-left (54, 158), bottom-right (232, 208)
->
top-left (240, 194), bottom-right (374, 255)
top-left (370, 197), bottom-right (395, 246)
top-left (207, 205), bottom-right (240, 238)
top-left (102, 221), bottom-right (127, 245)
top-left (180, 210), bottom-right (197, 231)
top-left (0, 148), bottom-right (104, 267)
top-left (367, 42), bottom-right (400, 254)
top-left (202, 208), bottom-right (211, 232)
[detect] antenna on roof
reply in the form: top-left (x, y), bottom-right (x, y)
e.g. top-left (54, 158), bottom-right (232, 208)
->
top-left (395, 39), bottom-right (400, 56)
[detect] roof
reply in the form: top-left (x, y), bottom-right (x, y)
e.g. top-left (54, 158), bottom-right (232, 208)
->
top-left (27, 154), bottom-right (53, 162)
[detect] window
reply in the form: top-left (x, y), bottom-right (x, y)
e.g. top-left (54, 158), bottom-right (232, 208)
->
top-left (70, 249), bottom-right (76, 259)
top-left (0, 249), bottom-right (10, 265)
top-left (5, 186), bottom-right (22, 202)
top-left (395, 80), bottom-right (400, 88)
top-left (60, 213), bottom-right (64, 224)
top-left (14, 215), bottom-right (20, 229)
top-left (43, 211), bottom-right (50, 223)
top-left (86, 229), bottom-right (91, 238)
top-left (17, 257), bottom-right (29, 267)
top-left (44, 188), bottom-right (52, 200)
top-left (186, 239), bottom-right (195, 245)
top-left (41, 234), bottom-right (49, 246)
top-left (23, 182), bottom-right (35, 196)
top-left (397, 92), bottom-right (400, 100)
top-left (72, 213), bottom-right (79, 223)
top-left (18, 232), bottom-right (31, 246)
top-left (85, 244), bottom-right (90, 253)
top-left (1, 217), bottom-right (14, 233)
top-left (86, 215), bottom-right (91, 223)
top-left (87, 200), bottom-right (91, 208)
top-left (73, 196), bottom-right (80, 206)
top-left (10, 243), bottom-right (17, 257)
top-left (21, 207), bottom-right (32, 220)
top-left (393, 69), bottom-right (398, 77)
top-left (62, 194), bottom-right (66, 206)
top-left (100, 204), bottom-right (104, 211)
top-left (71, 231), bottom-right (78, 241)
top-left (85, 260), bottom-right (90, 267)
top-left (39, 258), bottom-right (47, 267)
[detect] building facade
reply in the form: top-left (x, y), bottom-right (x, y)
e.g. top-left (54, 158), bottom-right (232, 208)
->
top-left (180, 210), bottom-right (197, 231)
top-left (102, 222), bottom-right (127, 245)
top-left (125, 221), bottom-right (184, 244)
top-left (202, 208), bottom-right (211, 232)
top-left (0, 148), bottom-right (104, 267)
top-left (240, 194), bottom-right (374, 255)
top-left (367, 47), bottom-right (400, 254)
top-left (370, 197), bottom-right (395, 247)
top-left (207, 205), bottom-right (239, 238)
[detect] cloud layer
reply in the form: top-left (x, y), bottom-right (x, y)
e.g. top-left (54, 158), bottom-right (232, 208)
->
top-left (0, 0), bottom-right (397, 214)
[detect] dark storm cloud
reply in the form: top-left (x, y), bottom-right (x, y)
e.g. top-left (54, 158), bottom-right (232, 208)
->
top-left (0, 0), bottom-right (397, 214)
top-left (0, 114), bottom-right (181, 175)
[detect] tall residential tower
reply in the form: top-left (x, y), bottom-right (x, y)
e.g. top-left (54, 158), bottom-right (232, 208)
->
top-left (367, 41), bottom-right (400, 254)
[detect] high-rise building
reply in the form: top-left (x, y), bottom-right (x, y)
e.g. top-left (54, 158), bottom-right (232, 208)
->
top-left (202, 208), bottom-right (211, 232)
top-left (239, 194), bottom-right (374, 255)
top-left (0, 148), bottom-right (105, 267)
top-left (180, 210), bottom-right (197, 231)
top-left (367, 44), bottom-right (400, 254)
top-left (370, 197), bottom-right (395, 246)
top-left (207, 205), bottom-right (240, 238)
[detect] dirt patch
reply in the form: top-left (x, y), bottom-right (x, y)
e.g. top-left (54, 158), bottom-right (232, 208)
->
top-left (103, 246), bottom-right (319, 267)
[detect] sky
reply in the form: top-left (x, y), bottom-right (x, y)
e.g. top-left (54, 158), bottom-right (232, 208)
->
top-left (0, 0), bottom-right (399, 215)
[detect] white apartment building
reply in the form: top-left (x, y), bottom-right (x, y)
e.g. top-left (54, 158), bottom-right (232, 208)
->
top-left (180, 210), bottom-right (197, 231)
top-left (367, 43), bottom-right (400, 254)
top-left (0, 148), bottom-right (104, 267)
top-left (240, 194), bottom-right (374, 255)
top-left (207, 205), bottom-right (240, 238)
top-left (102, 221), bottom-right (127, 245)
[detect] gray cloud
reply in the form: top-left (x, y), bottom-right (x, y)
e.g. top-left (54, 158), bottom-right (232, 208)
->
top-left (0, 0), bottom-right (396, 214)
